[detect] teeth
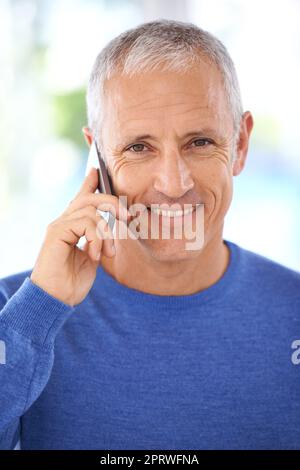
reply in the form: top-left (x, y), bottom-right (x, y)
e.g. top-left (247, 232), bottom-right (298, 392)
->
top-left (149, 206), bottom-right (194, 217)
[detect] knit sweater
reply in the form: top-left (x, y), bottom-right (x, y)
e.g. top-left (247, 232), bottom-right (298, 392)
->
top-left (0, 239), bottom-right (300, 449)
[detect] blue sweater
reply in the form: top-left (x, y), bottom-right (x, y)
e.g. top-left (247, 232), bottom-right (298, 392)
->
top-left (0, 239), bottom-right (300, 450)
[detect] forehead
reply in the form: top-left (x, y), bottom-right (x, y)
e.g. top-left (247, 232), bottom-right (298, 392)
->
top-left (102, 61), bottom-right (230, 138)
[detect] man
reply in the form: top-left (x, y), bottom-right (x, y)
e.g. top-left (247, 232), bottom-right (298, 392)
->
top-left (0, 19), bottom-right (300, 450)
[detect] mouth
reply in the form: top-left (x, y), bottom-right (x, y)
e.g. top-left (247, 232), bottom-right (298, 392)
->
top-left (146, 204), bottom-right (201, 218)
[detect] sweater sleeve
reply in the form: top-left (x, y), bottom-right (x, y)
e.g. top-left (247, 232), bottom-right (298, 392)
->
top-left (0, 276), bottom-right (75, 449)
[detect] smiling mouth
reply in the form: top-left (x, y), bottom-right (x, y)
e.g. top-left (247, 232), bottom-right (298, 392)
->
top-left (146, 204), bottom-right (201, 218)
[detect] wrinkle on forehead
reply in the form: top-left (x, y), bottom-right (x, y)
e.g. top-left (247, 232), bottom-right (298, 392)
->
top-left (101, 63), bottom-right (233, 144)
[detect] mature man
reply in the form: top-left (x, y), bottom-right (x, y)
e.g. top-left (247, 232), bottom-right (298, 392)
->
top-left (0, 20), bottom-right (300, 450)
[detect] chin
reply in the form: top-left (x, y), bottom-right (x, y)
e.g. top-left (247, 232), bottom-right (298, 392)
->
top-left (138, 237), bottom-right (203, 262)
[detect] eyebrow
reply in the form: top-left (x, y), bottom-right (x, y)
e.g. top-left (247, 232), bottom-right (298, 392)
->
top-left (121, 128), bottom-right (219, 144)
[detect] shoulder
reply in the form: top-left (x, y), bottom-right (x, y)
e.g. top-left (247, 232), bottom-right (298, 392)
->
top-left (228, 240), bottom-right (300, 302)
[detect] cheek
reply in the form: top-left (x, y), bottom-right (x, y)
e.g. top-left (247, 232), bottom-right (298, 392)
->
top-left (197, 160), bottom-right (233, 217)
top-left (111, 159), bottom-right (153, 196)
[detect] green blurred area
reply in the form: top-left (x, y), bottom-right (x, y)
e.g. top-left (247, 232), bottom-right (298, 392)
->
top-left (52, 88), bottom-right (87, 151)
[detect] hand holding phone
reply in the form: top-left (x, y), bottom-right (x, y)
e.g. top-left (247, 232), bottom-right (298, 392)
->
top-left (30, 146), bottom-right (130, 306)
top-left (30, 164), bottom-right (130, 306)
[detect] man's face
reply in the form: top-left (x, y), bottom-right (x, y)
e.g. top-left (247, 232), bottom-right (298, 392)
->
top-left (100, 60), bottom-right (238, 261)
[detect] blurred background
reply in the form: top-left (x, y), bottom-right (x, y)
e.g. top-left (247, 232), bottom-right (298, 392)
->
top-left (0, 0), bottom-right (299, 277)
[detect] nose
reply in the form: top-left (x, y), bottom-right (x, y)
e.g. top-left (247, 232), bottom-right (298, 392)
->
top-left (153, 151), bottom-right (194, 199)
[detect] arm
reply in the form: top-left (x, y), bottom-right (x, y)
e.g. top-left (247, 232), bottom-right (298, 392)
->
top-left (0, 277), bottom-right (74, 449)
top-left (0, 166), bottom-right (128, 449)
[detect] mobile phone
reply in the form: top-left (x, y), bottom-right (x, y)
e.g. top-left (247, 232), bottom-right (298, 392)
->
top-left (85, 139), bottom-right (115, 231)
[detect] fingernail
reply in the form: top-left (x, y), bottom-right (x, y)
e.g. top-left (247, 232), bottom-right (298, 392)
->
top-left (96, 252), bottom-right (101, 260)
top-left (111, 245), bottom-right (116, 255)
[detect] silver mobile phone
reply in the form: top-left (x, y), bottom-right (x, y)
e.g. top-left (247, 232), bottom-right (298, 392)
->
top-left (85, 140), bottom-right (115, 231)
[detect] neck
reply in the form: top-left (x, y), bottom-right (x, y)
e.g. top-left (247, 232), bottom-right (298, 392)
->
top-left (100, 226), bottom-right (229, 296)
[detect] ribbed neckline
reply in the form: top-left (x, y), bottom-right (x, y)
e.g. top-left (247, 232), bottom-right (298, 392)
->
top-left (95, 239), bottom-right (240, 308)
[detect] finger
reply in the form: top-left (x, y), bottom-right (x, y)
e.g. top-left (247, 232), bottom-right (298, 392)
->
top-left (65, 212), bottom-right (115, 259)
top-left (63, 193), bottom-right (130, 222)
top-left (80, 236), bottom-right (103, 262)
top-left (46, 215), bottom-right (103, 263)
top-left (48, 216), bottom-right (98, 250)
top-left (63, 207), bottom-right (114, 259)
top-left (82, 220), bottom-right (104, 261)
top-left (63, 205), bottom-right (102, 222)
top-left (95, 217), bottom-right (116, 258)
top-left (74, 167), bottom-right (99, 199)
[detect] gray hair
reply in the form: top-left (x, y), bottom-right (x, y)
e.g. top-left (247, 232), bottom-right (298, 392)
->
top-left (86, 19), bottom-right (243, 161)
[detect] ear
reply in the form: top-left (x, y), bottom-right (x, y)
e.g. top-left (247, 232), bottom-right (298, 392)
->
top-left (232, 111), bottom-right (254, 176)
top-left (82, 126), bottom-right (93, 147)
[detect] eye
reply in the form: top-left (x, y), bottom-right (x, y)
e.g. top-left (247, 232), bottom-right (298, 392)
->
top-left (191, 138), bottom-right (213, 147)
top-left (126, 143), bottom-right (148, 153)
top-left (125, 138), bottom-right (213, 154)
